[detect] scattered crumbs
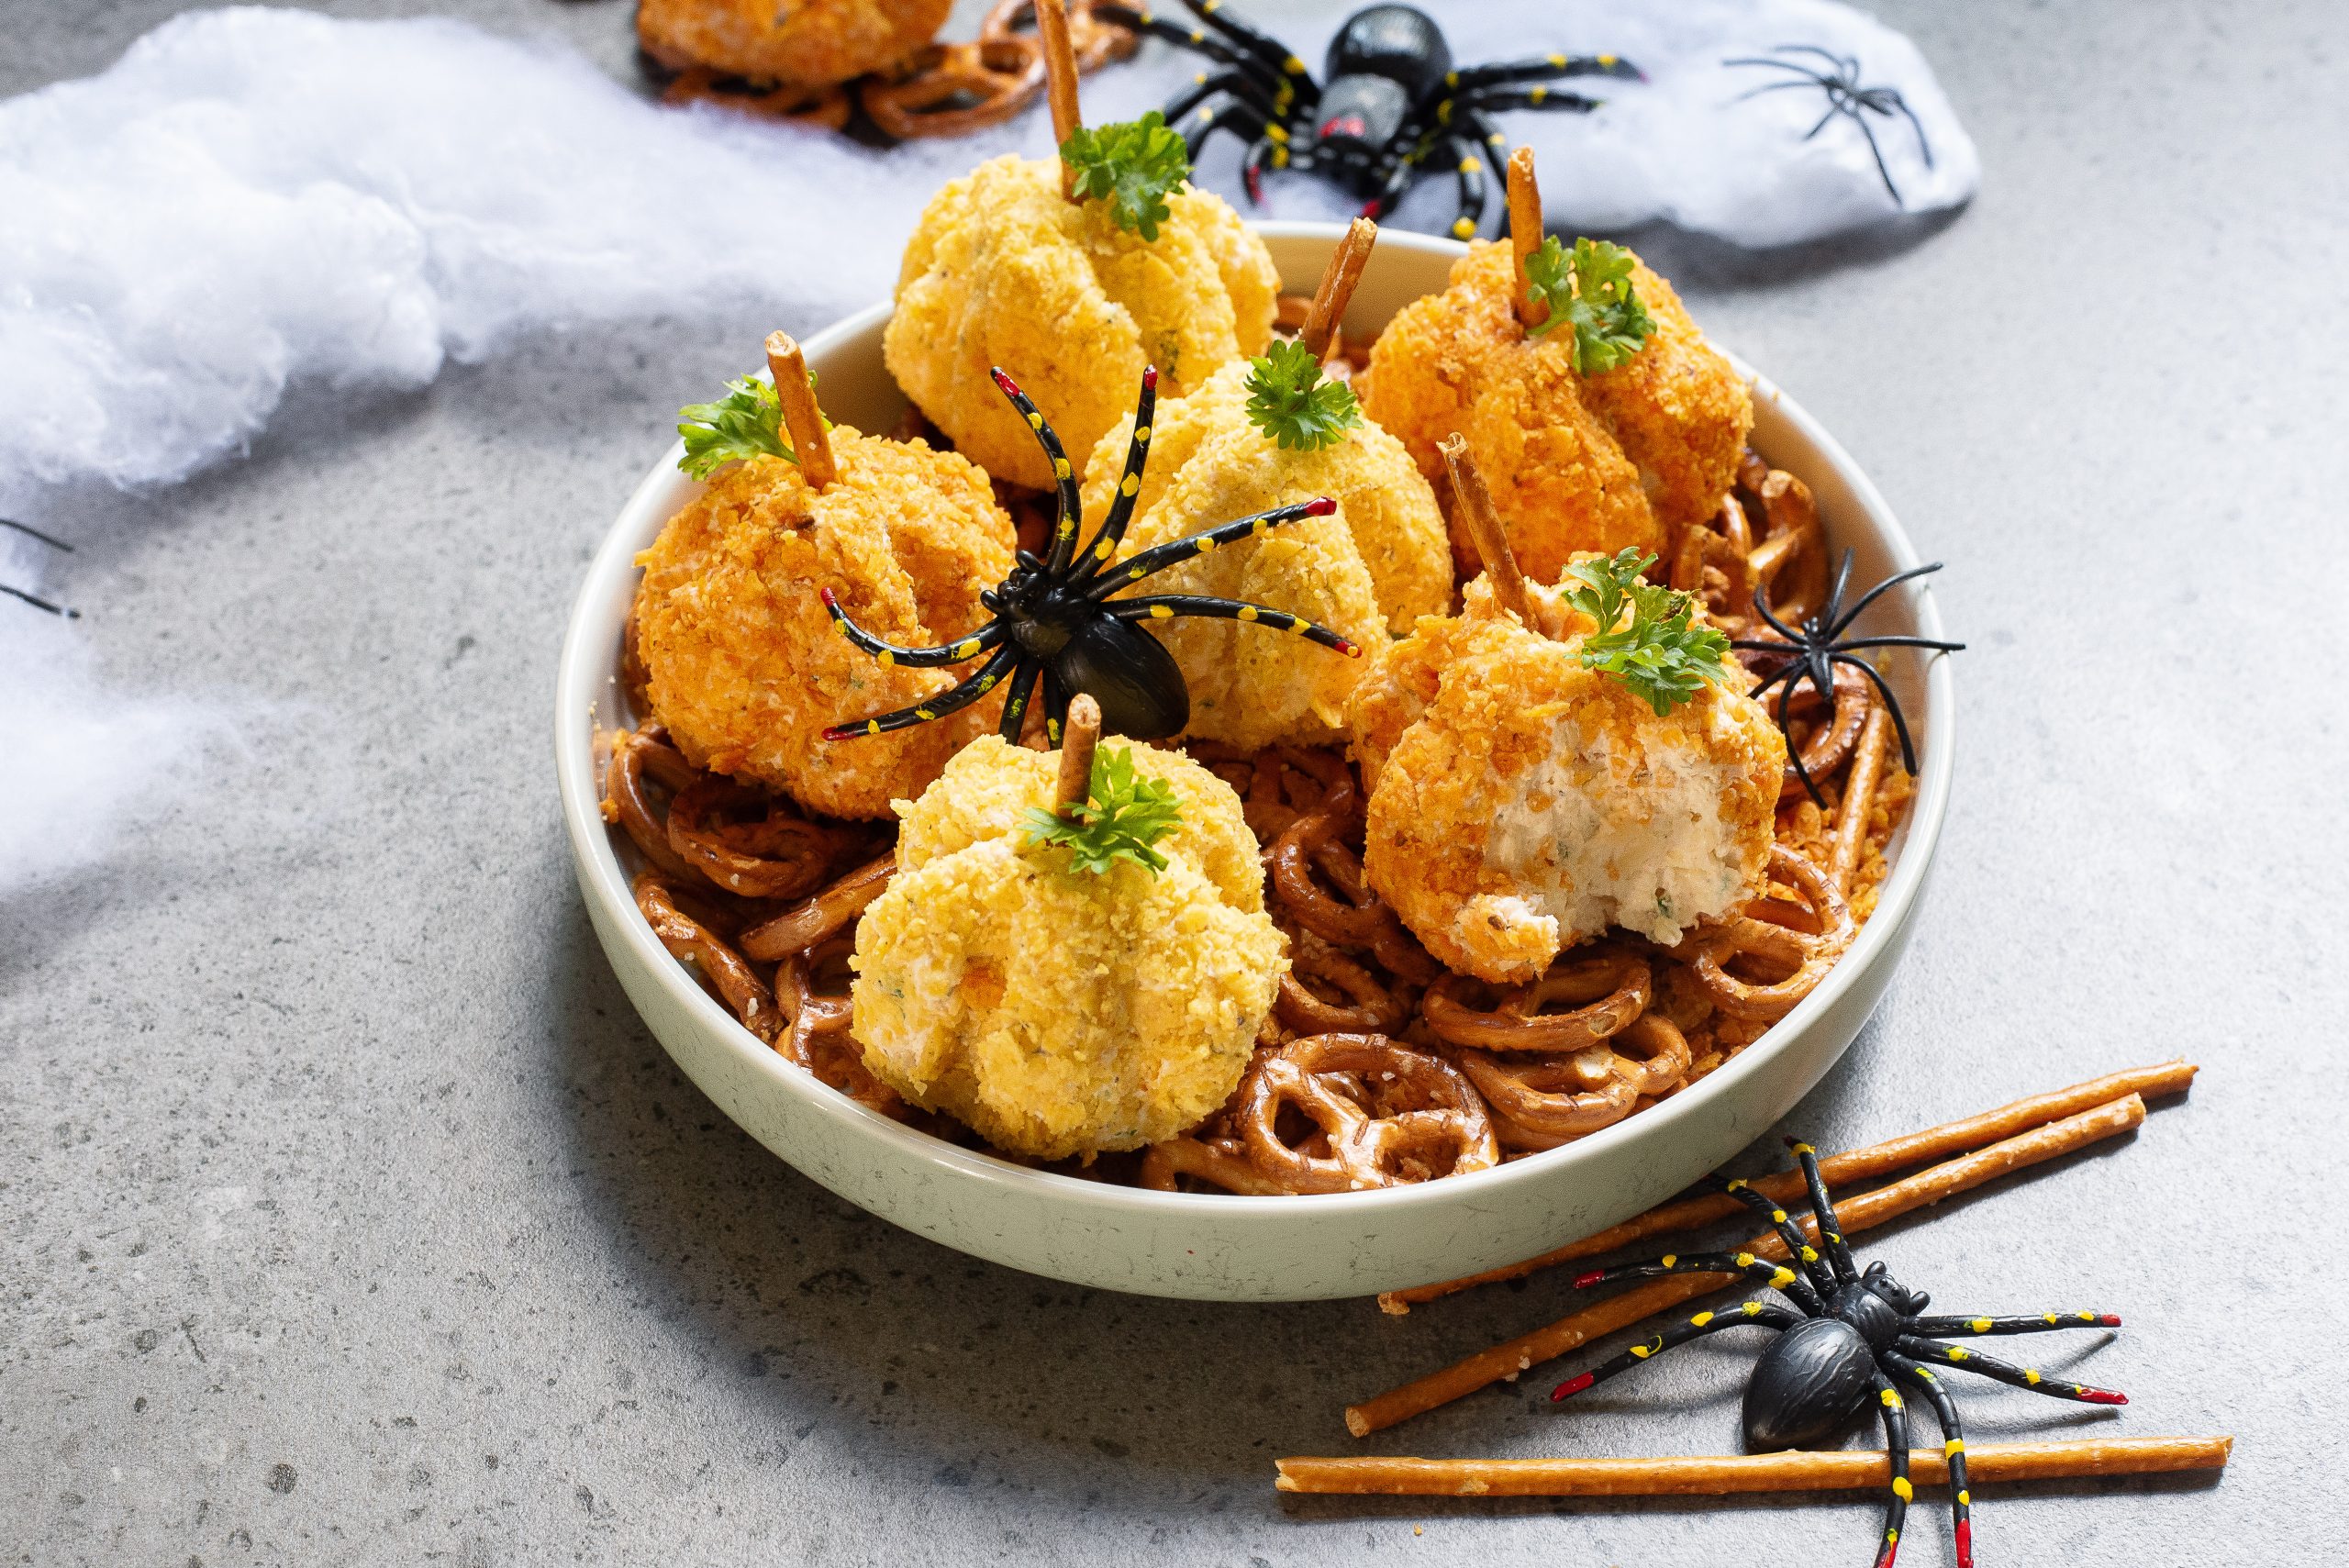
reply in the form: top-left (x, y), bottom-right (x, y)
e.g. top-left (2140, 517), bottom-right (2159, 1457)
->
top-left (1457, 1478), bottom-right (1489, 1496)
top-left (265, 1463), bottom-right (297, 1495)
top-left (1414, 1524), bottom-right (1424, 1536)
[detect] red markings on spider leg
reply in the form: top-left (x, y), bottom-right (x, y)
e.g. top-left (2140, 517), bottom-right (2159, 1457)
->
top-left (2098, 1313), bottom-right (2123, 1327)
top-left (989, 367), bottom-right (1023, 398)
top-left (1572, 1269), bottom-right (1605, 1289)
top-left (1141, 365), bottom-right (1159, 392)
top-left (2077, 1386), bottom-right (2128, 1405)
top-left (1872, 1539), bottom-right (1899, 1568)
top-left (819, 586), bottom-right (840, 611)
top-left (819, 725), bottom-right (853, 741)
top-left (1334, 639), bottom-right (1363, 658)
top-left (1954, 1518), bottom-right (1973, 1568)
top-left (1304, 496), bottom-right (1338, 517)
top-left (1550, 1372), bottom-right (1595, 1402)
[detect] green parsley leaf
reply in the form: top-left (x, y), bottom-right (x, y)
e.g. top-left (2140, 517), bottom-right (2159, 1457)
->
top-left (1561, 548), bottom-right (1732, 716)
top-left (678, 375), bottom-right (792, 479)
top-left (1019, 744), bottom-right (1186, 877)
top-left (1523, 235), bottom-right (1657, 374)
top-left (1242, 339), bottom-right (1364, 451)
top-left (1060, 111), bottom-right (1192, 241)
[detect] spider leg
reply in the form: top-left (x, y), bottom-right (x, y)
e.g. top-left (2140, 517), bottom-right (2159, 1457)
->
top-left (1802, 99), bottom-right (1854, 143)
top-left (1358, 134), bottom-right (1428, 221)
top-left (1564, 1248), bottom-right (1825, 1317)
top-left (1824, 559), bottom-right (1946, 641)
top-left (1240, 128), bottom-right (1297, 206)
top-left (1093, 5), bottom-right (1291, 102)
top-left (996, 656), bottom-right (1041, 744)
top-left (2, 582), bottom-right (78, 617)
top-left (1722, 55), bottom-right (1835, 83)
top-left (1172, 0), bottom-right (1318, 109)
top-left (1785, 1140), bottom-right (1861, 1288)
top-left (1885, 1353), bottom-right (1975, 1568)
top-left (1431, 130), bottom-right (1490, 243)
top-left (1041, 664), bottom-right (1069, 746)
top-left (1883, 88), bottom-right (1934, 170)
top-left (1165, 67), bottom-right (1280, 126)
top-left (1715, 1176), bottom-right (1841, 1300)
top-left (817, 588), bottom-right (1008, 668)
top-left (1774, 662), bottom-right (1826, 807)
top-left (1894, 1336), bottom-right (2127, 1406)
top-left (1452, 85), bottom-right (1603, 117)
top-left (1774, 43), bottom-right (1861, 77)
top-left (987, 368), bottom-right (1085, 573)
top-left (1106, 594), bottom-right (1361, 656)
top-left (1866, 1369), bottom-right (1914, 1568)
top-left (1743, 586), bottom-right (1810, 645)
top-left (821, 645), bottom-right (1019, 740)
top-left (1820, 546), bottom-right (1858, 627)
top-left (1181, 96), bottom-right (1271, 161)
top-left (1849, 105), bottom-right (1904, 206)
top-left (1085, 496), bottom-right (1337, 598)
top-left (1828, 635), bottom-right (1967, 654)
top-left (1447, 51), bottom-right (1645, 93)
top-left (1827, 652), bottom-right (1920, 773)
top-left (1911, 1309), bottom-right (2124, 1338)
top-left (1071, 368), bottom-right (1159, 581)
top-left (1551, 1299), bottom-right (1798, 1401)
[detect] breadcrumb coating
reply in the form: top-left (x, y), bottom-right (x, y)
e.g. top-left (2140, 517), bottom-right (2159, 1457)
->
top-left (632, 428), bottom-right (1014, 819)
top-left (1350, 576), bottom-right (1785, 983)
top-left (886, 156), bottom-right (1279, 490)
top-left (637, 0), bottom-right (952, 87)
top-left (1362, 240), bottom-right (1752, 583)
top-left (852, 735), bottom-right (1285, 1159)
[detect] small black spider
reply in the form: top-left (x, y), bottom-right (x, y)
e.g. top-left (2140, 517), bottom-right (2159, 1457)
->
top-left (2, 517), bottom-right (78, 618)
top-left (1553, 1140), bottom-right (2127, 1568)
top-left (1734, 550), bottom-right (1963, 806)
top-left (819, 364), bottom-right (1359, 746)
top-left (1098, 2), bottom-right (1641, 239)
top-left (1726, 45), bottom-right (1933, 206)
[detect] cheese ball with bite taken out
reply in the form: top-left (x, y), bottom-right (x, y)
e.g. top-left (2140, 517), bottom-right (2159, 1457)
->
top-left (886, 153), bottom-right (1280, 492)
top-left (1363, 239), bottom-right (1751, 584)
top-left (632, 427), bottom-right (1014, 820)
top-left (1351, 573), bottom-right (1786, 985)
top-left (851, 733), bottom-right (1286, 1161)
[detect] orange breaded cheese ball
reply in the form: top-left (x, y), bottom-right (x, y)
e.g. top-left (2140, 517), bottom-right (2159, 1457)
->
top-left (885, 154), bottom-right (1281, 491)
top-left (1350, 577), bottom-right (1785, 984)
top-left (637, 0), bottom-right (951, 87)
top-left (1363, 239), bottom-right (1752, 583)
top-left (632, 428), bottom-right (1014, 820)
top-left (850, 737), bottom-right (1285, 1160)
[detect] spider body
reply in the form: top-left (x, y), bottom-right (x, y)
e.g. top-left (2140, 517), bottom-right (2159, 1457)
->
top-left (820, 365), bottom-right (1359, 745)
top-left (1553, 1141), bottom-right (2128, 1567)
top-left (1099, 1), bottom-right (1641, 239)
top-left (1727, 45), bottom-right (1933, 206)
top-left (1737, 550), bottom-right (1964, 805)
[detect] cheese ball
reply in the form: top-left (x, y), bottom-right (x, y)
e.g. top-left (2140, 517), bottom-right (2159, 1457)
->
top-left (631, 428), bottom-right (1014, 819)
top-left (1362, 239), bottom-right (1752, 584)
top-left (851, 736), bottom-right (1285, 1160)
top-left (1350, 577), bottom-right (1786, 984)
top-left (637, 0), bottom-right (951, 87)
top-left (885, 155), bottom-right (1280, 491)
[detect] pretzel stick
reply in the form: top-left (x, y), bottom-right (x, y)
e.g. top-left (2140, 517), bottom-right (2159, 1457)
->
top-left (1037, 0), bottom-right (1082, 200)
top-left (1300, 217), bottom-right (1376, 362)
top-left (1275, 1436), bottom-right (2232, 1497)
top-left (1830, 703), bottom-right (1892, 895)
top-left (740, 852), bottom-right (896, 962)
top-left (1378, 1060), bottom-right (2198, 1314)
top-left (1507, 148), bottom-right (1546, 332)
top-left (1344, 1093), bottom-right (2149, 1436)
top-left (1056, 692), bottom-right (1103, 810)
top-left (763, 331), bottom-right (835, 491)
top-left (1441, 436), bottom-right (1542, 633)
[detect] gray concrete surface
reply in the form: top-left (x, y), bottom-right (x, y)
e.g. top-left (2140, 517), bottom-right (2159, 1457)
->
top-left (5, 1), bottom-right (2344, 1563)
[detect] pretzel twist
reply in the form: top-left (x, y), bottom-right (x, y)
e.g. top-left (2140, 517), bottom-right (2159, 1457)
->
top-left (1680, 843), bottom-right (1854, 1022)
top-left (604, 727), bottom-right (704, 884)
top-left (665, 776), bottom-right (841, 899)
top-left (635, 874), bottom-right (781, 1042)
top-left (1420, 950), bottom-right (1651, 1053)
top-left (1672, 492), bottom-right (1759, 630)
top-left (1140, 1133), bottom-right (1297, 1195)
top-left (1238, 1033), bottom-right (1498, 1193)
top-left (741, 853), bottom-right (896, 962)
top-left (1277, 942), bottom-right (1408, 1034)
top-left (775, 934), bottom-right (903, 1116)
top-left (1450, 1014), bottom-right (1693, 1150)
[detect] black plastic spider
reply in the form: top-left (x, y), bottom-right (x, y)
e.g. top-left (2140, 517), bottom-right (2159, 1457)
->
top-left (1735, 550), bottom-right (1963, 806)
top-left (1552, 1140), bottom-right (2127, 1568)
top-left (2, 517), bottom-right (77, 618)
top-left (1098, 2), bottom-right (1642, 239)
top-left (818, 364), bottom-right (1359, 746)
top-left (1726, 44), bottom-right (1933, 206)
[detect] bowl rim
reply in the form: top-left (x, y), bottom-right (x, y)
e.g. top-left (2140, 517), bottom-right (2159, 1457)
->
top-left (553, 219), bottom-right (1955, 1225)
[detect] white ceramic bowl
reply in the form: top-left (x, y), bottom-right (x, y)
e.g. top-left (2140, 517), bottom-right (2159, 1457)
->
top-left (555, 222), bottom-right (1954, 1302)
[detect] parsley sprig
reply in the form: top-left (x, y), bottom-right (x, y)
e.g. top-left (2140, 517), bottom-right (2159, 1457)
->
top-left (1019, 745), bottom-right (1186, 876)
top-left (1562, 549), bottom-right (1731, 716)
top-left (1243, 339), bottom-right (1364, 451)
top-left (677, 373), bottom-right (824, 480)
top-left (1524, 236), bottom-right (1656, 374)
top-left (1060, 111), bottom-right (1191, 241)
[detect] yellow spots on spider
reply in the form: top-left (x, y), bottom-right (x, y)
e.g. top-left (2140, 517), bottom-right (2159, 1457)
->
top-left (1195, 106), bottom-right (1214, 122)
top-left (1055, 519), bottom-right (1075, 538)
top-left (2077, 1310), bottom-right (2099, 1321)
top-left (1892, 1477), bottom-right (1913, 1502)
top-left (1135, 425), bottom-right (1152, 444)
top-left (1947, 1347), bottom-right (1970, 1362)
top-left (1487, 131), bottom-right (1507, 147)
top-left (1444, 70), bottom-right (1460, 88)
top-left (1150, 605), bottom-right (1174, 619)
top-left (1791, 1141), bottom-right (1816, 1155)
top-left (1771, 1209), bottom-right (1789, 1223)
top-left (1879, 1388), bottom-right (1903, 1409)
top-left (1237, 606), bottom-right (1258, 622)
top-left (1267, 123), bottom-right (1289, 144)
top-left (1735, 1253), bottom-right (1756, 1269)
top-left (1885, 1530), bottom-right (1899, 1546)
top-left (1286, 617), bottom-right (1309, 636)
top-left (2025, 1368), bottom-right (2043, 1385)
top-left (1459, 154), bottom-right (1484, 174)
top-left (1284, 55), bottom-right (1307, 74)
top-left (1027, 411), bottom-right (1043, 429)
top-left (1120, 473), bottom-right (1141, 497)
top-left (1094, 539), bottom-right (1116, 561)
top-left (1529, 85), bottom-right (1549, 104)
top-left (1194, 72), bottom-right (1207, 85)
top-left (877, 651), bottom-right (896, 668)
top-left (1128, 565), bottom-right (1147, 580)
top-left (1770, 1267), bottom-right (1797, 1289)
top-left (1451, 217), bottom-right (1475, 239)
top-left (1189, 28), bottom-right (1205, 44)
top-left (1691, 1311), bottom-right (1714, 1327)
top-left (914, 707), bottom-right (935, 721)
top-left (1914, 1368), bottom-right (1937, 1384)
top-left (1742, 1302), bottom-right (1764, 1317)
top-left (1053, 457), bottom-right (1072, 480)
top-left (1827, 1232), bottom-right (1842, 1246)
top-left (2044, 1312), bottom-right (2060, 1324)
top-left (1046, 719), bottom-right (1062, 743)
top-left (1273, 148), bottom-right (1290, 170)
top-left (1599, 54), bottom-right (1619, 66)
top-left (1661, 1254), bottom-right (1677, 1269)
top-left (1958, 1489), bottom-right (1971, 1506)
top-left (1726, 1180), bottom-right (1748, 1193)
top-left (1971, 1318), bottom-right (1993, 1333)
top-left (1800, 1246), bottom-right (1820, 1263)
top-left (1946, 1439), bottom-right (1965, 1456)
top-left (1196, 536), bottom-right (1217, 552)
top-left (863, 720), bottom-right (882, 736)
top-left (954, 639), bottom-right (981, 659)
top-left (1630, 1336), bottom-right (1662, 1360)
top-left (976, 673), bottom-right (997, 693)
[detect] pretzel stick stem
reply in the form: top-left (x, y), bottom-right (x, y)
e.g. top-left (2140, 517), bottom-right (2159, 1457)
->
top-left (1276, 1436), bottom-right (2232, 1498)
top-left (1056, 692), bottom-right (1103, 811)
top-left (763, 331), bottom-right (836, 491)
top-left (1831, 704), bottom-right (1892, 895)
top-left (1378, 1060), bottom-right (2197, 1313)
top-left (1440, 436), bottom-right (1541, 632)
top-left (1300, 217), bottom-right (1376, 362)
top-left (1036, 0), bottom-right (1083, 200)
top-left (1344, 1093), bottom-right (2149, 1437)
top-left (1507, 148), bottom-right (1546, 332)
